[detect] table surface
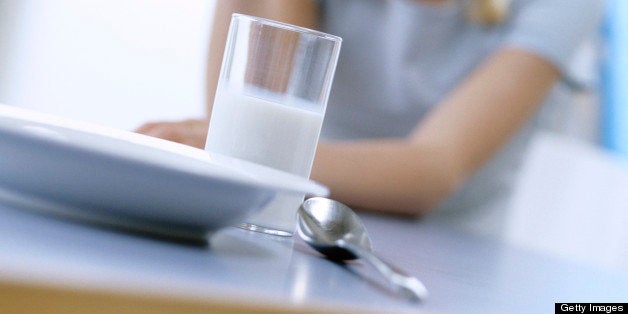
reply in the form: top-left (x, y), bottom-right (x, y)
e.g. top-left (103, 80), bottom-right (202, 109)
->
top-left (1, 200), bottom-right (627, 313)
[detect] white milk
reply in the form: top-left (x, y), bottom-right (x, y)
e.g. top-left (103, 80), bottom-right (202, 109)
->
top-left (205, 88), bottom-right (324, 233)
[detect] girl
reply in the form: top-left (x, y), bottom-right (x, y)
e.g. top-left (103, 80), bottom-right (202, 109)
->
top-left (137, 0), bottom-right (603, 236)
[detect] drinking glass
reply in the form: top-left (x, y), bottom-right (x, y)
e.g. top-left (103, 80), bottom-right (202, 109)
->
top-left (205, 14), bottom-right (342, 236)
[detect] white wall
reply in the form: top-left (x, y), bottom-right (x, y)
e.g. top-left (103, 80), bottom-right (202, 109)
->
top-left (0, 0), bottom-right (215, 130)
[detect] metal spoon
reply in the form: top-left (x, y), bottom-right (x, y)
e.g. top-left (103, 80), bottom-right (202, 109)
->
top-left (297, 197), bottom-right (428, 301)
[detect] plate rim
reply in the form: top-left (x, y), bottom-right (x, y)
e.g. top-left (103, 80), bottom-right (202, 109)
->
top-left (0, 104), bottom-right (329, 197)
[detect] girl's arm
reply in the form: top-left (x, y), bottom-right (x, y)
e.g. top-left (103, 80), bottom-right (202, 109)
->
top-left (311, 48), bottom-right (560, 216)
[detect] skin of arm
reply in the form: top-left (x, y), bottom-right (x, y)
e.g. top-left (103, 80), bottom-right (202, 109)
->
top-left (312, 49), bottom-right (559, 216)
top-left (137, 1), bottom-right (560, 218)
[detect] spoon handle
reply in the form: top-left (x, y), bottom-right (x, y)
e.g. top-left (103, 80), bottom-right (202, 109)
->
top-left (337, 239), bottom-right (428, 301)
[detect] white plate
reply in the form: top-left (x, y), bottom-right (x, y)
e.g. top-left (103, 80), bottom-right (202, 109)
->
top-left (0, 104), bottom-right (328, 240)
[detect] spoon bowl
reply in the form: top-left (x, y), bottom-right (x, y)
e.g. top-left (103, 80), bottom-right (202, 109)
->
top-left (298, 197), bottom-right (428, 301)
top-left (297, 197), bottom-right (371, 260)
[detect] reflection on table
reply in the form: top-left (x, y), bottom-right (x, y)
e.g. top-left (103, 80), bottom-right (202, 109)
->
top-left (1, 195), bottom-right (626, 313)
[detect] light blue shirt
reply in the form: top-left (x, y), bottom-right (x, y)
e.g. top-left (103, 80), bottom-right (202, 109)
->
top-left (318, 0), bottom-right (604, 236)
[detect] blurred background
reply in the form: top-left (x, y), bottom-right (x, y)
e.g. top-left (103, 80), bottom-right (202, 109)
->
top-left (0, 0), bottom-right (215, 130)
top-left (0, 1), bottom-right (627, 273)
top-left (0, 0), bottom-right (611, 142)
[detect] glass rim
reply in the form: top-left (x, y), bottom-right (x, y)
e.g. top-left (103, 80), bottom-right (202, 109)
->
top-left (232, 13), bottom-right (342, 43)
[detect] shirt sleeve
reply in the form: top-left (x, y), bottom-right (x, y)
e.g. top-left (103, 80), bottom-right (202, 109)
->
top-left (502, 0), bottom-right (604, 82)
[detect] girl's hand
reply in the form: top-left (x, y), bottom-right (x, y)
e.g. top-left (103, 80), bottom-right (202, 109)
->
top-left (135, 119), bottom-right (209, 149)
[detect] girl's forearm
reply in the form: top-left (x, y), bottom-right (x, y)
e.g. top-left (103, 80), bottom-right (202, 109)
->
top-left (311, 139), bottom-right (460, 216)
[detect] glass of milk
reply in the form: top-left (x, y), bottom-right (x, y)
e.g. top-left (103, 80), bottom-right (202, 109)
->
top-left (205, 14), bottom-right (342, 236)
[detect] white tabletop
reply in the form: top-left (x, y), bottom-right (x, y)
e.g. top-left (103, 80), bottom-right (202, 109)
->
top-left (1, 199), bottom-right (626, 313)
